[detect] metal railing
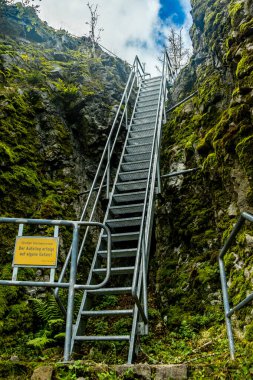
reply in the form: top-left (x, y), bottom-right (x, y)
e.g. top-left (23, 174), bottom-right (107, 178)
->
top-left (54, 56), bottom-right (146, 311)
top-left (130, 50), bottom-right (174, 335)
top-left (219, 211), bottom-right (253, 360)
top-left (0, 217), bottom-right (111, 361)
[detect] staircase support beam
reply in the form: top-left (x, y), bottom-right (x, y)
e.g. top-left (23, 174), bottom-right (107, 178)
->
top-left (64, 224), bottom-right (79, 362)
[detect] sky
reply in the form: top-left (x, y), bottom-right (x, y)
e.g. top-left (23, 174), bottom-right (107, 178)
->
top-left (26, 0), bottom-right (193, 75)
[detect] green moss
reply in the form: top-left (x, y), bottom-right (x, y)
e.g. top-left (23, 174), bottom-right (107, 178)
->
top-left (228, 1), bottom-right (244, 27)
top-left (204, 10), bottom-right (216, 31)
top-left (202, 152), bottom-right (218, 172)
top-left (198, 73), bottom-right (223, 112)
top-left (245, 322), bottom-right (253, 342)
top-left (197, 262), bottom-right (219, 284)
top-left (236, 53), bottom-right (253, 79)
top-left (236, 135), bottom-right (253, 178)
top-left (239, 19), bottom-right (253, 35)
top-left (0, 142), bottom-right (17, 165)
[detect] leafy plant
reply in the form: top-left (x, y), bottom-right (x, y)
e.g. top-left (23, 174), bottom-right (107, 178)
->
top-left (97, 371), bottom-right (118, 380)
top-left (30, 296), bottom-right (63, 323)
top-left (27, 332), bottom-right (54, 351)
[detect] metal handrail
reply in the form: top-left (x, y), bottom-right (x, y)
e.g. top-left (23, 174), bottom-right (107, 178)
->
top-left (55, 57), bottom-right (146, 303)
top-left (131, 50), bottom-right (174, 319)
top-left (0, 217), bottom-right (111, 362)
top-left (0, 217), bottom-right (111, 290)
top-left (219, 211), bottom-right (253, 360)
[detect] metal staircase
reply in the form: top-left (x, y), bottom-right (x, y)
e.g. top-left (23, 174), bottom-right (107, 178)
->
top-left (55, 52), bottom-right (174, 363)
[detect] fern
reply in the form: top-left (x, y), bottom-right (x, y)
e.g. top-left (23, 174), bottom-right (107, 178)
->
top-left (30, 291), bottom-right (84, 325)
top-left (30, 296), bottom-right (63, 323)
top-left (27, 334), bottom-right (54, 350)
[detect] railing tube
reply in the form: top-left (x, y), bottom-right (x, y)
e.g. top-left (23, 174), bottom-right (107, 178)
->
top-left (219, 256), bottom-right (235, 360)
top-left (132, 50), bottom-right (166, 296)
top-left (64, 224), bottom-right (79, 361)
top-left (219, 215), bottom-right (245, 259)
top-left (218, 212), bottom-right (253, 360)
top-left (106, 139), bottom-right (111, 199)
top-left (55, 63), bottom-right (140, 292)
top-left (80, 67), bottom-right (136, 221)
top-left (142, 249), bottom-right (148, 331)
top-left (125, 93), bottom-right (128, 129)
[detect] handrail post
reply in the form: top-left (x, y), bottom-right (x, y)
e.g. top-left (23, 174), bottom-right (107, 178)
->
top-left (106, 139), bottom-right (111, 199)
top-left (156, 140), bottom-right (161, 194)
top-left (142, 240), bottom-right (148, 334)
top-left (64, 224), bottom-right (79, 362)
top-left (219, 256), bottom-right (235, 360)
top-left (125, 93), bottom-right (128, 130)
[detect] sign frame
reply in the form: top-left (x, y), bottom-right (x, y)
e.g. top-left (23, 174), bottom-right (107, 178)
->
top-left (13, 236), bottom-right (59, 269)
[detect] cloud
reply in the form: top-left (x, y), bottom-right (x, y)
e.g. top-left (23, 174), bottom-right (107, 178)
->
top-left (21, 0), bottom-right (192, 75)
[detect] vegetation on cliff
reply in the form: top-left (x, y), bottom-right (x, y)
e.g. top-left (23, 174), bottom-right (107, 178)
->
top-left (0, 2), bottom-right (129, 367)
top-left (151, 0), bottom-right (253, 377)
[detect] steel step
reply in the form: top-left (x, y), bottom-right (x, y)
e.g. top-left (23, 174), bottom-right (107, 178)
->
top-left (101, 231), bottom-right (139, 242)
top-left (118, 170), bottom-right (148, 182)
top-left (138, 89), bottom-right (159, 96)
top-left (137, 97), bottom-right (159, 106)
top-left (125, 144), bottom-right (152, 154)
top-left (106, 217), bottom-right (141, 228)
top-left (143, 76), bottom-right (161, 82)
top-left (142, 82), bottom-right (161, 89)
top-left (129, 129), bottom-right (154, 139)
top-left (132, 116), bottom-right (156, 124)
top-left (140, 87), bottom-right (160, 95)
top-left (138, 91), bottom-right (159, 100)
top-left (81, 310), bottom-right (133, 317)
top-left (115, 179), bottom-right (147, 192)
top-left (141, 82), bottom-right (160, 90)
top-left (123, 151), bottom-right (151, 162)
top-left (87, 287), bottom-right (132, 294)
top-left (98, 248), bottom-right (137, 258)
top-left (133, 113), bottom-right (157, 120)
top-left (131, 122), bottom-right (154, 131)
top-left (75, 335), bottom-right (130, 341)
top-left (139, 91), bottom-right (160, 100)
top-left (137, 104), bottom-right (158, 112)
top-left (112, 191), bottom-right (146, 204)
top-left (133, 112), bottom-right (157, 120)
top-left (127, 135), bottom-right (153, 145)
top-left (93, 266), bottom-right (135, 275)
top-left (121, 160), bottom-right (150, 172)
top-left (135, 106), bottom-right (157, 113)
top-left (109, 203), bottom-right (144, 215)
top-left (135, 107), bottom-right (157, 115)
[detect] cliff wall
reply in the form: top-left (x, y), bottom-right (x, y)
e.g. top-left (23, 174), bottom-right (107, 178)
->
top-left (0, 3), bottom-right (129, 362)
top-left (151, 0), bottom-right (253, 376)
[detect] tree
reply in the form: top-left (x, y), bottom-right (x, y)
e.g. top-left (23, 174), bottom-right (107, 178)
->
top-left (85, 2), bottom-right (103, 57)
top-left (159, 27), bottom-right (190, 77)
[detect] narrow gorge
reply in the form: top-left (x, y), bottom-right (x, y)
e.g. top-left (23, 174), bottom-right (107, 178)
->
top-left (0, 0), bottom-right (253, 379)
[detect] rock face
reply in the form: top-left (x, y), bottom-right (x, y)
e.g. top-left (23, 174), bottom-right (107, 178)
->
top-left (153, 0), bottom-right (253, 371)
top-left (0, 3), bottom-right (128, 355)
top-left (0, 5), bottom-right (129, 221)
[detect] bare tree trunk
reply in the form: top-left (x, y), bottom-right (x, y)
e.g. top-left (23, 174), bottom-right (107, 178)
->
top-left (160, 27), bottom-right (190, 77)
top-left (86, 2), bottom-right (103, 58)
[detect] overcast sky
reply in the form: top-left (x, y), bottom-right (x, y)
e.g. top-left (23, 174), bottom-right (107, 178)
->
top-left (29, 0), bottom-right (192, 75)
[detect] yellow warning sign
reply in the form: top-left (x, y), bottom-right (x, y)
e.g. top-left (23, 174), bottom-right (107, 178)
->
top-left (13, 237), bottom-right (59, 267)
